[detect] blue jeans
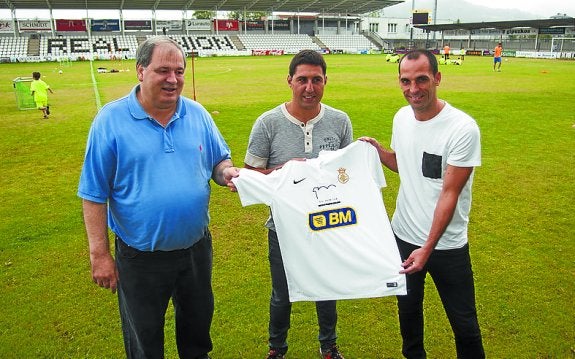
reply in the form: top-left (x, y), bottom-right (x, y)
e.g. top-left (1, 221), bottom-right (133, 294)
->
top-left (395, 236), bottom-right (484, 359)
top-left (268, 229), bottom-right (337, 353)
top-left (115, 231), bottom-right (213, 359)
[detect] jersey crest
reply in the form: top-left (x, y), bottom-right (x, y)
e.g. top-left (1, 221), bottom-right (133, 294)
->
top-left (337, 167), bottom-right (349, 184)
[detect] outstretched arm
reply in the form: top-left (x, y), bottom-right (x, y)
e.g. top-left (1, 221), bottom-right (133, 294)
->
top-left (212, 159), bottom-right (240, 191)
top-left (358, 136), bottom-right (398, 172)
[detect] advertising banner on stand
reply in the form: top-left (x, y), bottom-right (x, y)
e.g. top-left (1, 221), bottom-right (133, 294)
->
top-left (19, 20), bottom-right (52, 32)
top-left (55, 19), bottom-right (87, 32)
top-left (186, 19), bottom-right (211, 31)
top-left (91, 19), bottom-right (120, 32)
top-left (215, 19), bottom-right (239, 31)
top-left (157, 20), bottom-right (183, 32)
top-left (0, 20), bottom-right (14, 33)
top-left (124, 20), bottom-right (152, 31)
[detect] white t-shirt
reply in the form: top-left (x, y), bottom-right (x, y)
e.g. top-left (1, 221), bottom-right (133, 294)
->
top-left (391, 102), bottom-right (481, 250)
top-left (233, 141), bottom-right (407, 302)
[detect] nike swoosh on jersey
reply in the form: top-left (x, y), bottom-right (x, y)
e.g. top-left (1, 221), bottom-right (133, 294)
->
top-left (293, 178), bottom-right (306, 184)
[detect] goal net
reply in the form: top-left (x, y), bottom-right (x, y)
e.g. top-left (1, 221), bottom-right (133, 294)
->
top-left (13, 77), bottom-right (36, 110)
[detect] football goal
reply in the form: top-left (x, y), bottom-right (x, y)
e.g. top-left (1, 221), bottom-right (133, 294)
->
top-left (13, 77), bottom-right (36, 110)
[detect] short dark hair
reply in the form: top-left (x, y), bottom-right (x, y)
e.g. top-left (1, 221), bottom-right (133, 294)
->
top-left (398, 49), bottom-right (439, 75)
top-left (32, 72), bottom-right (41, 80)
top-left (289, 49), bottom-right (327, 77)
top-left (136, 36), bottom-right (186, 69)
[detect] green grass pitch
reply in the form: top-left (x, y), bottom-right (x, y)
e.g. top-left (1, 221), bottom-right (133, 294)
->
top-left (0, 54), bottom-right (573, 358)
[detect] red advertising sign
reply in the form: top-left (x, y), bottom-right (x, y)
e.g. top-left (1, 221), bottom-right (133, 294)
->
top-left (215, 19), bottom-right (239, 31)
top-left (55, 19), bottom-right (87, 31)
top-left (252, 50), bottom-right (284, 56)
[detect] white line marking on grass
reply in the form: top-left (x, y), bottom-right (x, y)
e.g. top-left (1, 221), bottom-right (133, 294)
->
top-left (89, 60), bottom-right (102, 111)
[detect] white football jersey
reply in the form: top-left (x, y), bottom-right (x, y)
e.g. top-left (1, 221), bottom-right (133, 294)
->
top-left (233, 141), bottom-right (407, 302)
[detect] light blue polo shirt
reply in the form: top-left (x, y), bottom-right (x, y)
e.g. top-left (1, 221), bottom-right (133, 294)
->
top-left (78, 85), bottom-right (231, 251)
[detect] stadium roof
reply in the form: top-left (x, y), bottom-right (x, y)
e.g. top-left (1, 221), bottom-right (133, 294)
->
top-left (414, 18), bottom-right (575, 32)
top-left (0, 0), bottom-right (404, 15)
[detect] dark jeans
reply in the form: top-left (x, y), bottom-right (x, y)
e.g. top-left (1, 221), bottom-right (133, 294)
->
top-left (268, 229), bottom-right (337, 353)
top-left (396, 236), bottom-right (484, 359)
top-left (115, 231), bottom-right (214, 359)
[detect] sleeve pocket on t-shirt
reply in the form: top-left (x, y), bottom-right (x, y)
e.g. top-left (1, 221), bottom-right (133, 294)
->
top-left (421, 152), bottom-right (442, 179)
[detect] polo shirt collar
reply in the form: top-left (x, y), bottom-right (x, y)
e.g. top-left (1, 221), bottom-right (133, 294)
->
top-left (281, 102), bottom-right (325, 126)
top-left (128, 84), bottom-right (186, 123)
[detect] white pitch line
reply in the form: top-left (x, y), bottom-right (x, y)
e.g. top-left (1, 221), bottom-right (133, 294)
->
top-left (89, 60), bottom-right (102, 111)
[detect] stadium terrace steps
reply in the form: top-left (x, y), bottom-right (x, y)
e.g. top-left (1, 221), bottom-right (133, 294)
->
top-left (3, 33), bottom-right (380, 61)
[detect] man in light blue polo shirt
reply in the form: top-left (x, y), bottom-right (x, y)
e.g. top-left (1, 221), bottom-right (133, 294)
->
top-left (78, 36), bottom-right (239, 359)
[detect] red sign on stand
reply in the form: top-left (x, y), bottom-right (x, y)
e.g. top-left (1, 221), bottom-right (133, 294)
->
top-left (215, 19), bottom-right (239, 31)
top-left (55, 19), bottom-right (87, 31)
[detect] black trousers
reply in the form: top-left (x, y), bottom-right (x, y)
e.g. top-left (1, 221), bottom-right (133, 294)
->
top-left (396, 237), bottom-right (485, 359)
top-left (115, 231), bottom-right (213, 359)
top-left (267, 229), bottom-right (337, 353)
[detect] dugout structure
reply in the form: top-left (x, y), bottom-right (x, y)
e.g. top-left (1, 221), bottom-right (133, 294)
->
top-left (13, 77), bottom-right (36, 110)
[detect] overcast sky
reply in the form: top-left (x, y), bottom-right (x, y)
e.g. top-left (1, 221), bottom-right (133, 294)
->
top-left (1, 0), bottom-right (574, 20)
top-left (382, 0), bottom-right (575, 22)
top-left (466, 0), bottom-right (575, 17)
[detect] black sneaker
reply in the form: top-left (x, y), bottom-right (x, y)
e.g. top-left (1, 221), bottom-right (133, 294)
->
top-left (320, 344), bottom-right (345, 359)
top-left (46, 106), bottom-right (50, 115)
top-left (266, 348), bottom-right (286, 359)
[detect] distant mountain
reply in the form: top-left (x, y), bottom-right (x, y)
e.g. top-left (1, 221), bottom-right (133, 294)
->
top-left (381, 0), bottom-right (542, 23)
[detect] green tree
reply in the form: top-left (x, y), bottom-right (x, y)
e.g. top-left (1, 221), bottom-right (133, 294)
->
top-left (193, 10), bottom-right (216, 19)
top-left (228, 11), bottom-right (267, 20)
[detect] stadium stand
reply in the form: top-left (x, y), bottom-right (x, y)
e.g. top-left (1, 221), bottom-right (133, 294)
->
top-left (14, 33), bottom-right (382, 60)
top-left (0, 37), bottom-right (28, 59)
top-left (154, 34), bottom-right (241, 56)
top-left (238, 34), bottom-right (321, 53)
top-left (40, 35), bottom-right (139, 60)
top-left (316, 34), bottom-right (376, 53)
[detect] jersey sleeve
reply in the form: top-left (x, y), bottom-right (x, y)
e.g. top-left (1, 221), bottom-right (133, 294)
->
top-left (232, 168), bottom-right (278, 207)
top-left (363, 141), bottom-right (387, 190)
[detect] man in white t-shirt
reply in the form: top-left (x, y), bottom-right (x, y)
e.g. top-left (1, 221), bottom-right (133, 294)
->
top-left (361, 49), bottom-right (485, 359)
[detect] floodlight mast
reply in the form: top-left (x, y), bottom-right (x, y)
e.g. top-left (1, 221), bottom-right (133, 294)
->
top-left (410, 0), bottom-right (414, 42)
top-left (433, 0), bottom-right (437, 40)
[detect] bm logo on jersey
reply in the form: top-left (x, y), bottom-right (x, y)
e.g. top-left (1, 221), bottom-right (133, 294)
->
top-left (309, 207), bottom-right (357, 231)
